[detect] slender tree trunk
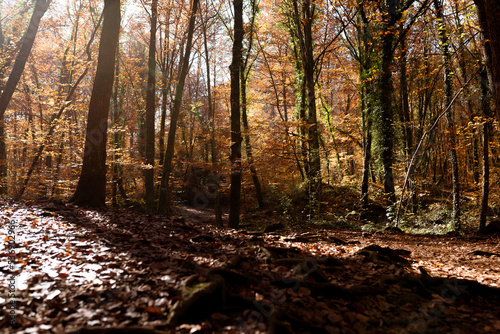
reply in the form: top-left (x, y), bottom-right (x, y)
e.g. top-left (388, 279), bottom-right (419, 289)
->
top-left (51, 139), bottom-right (64, 197)
top-left (379, 19), bottom-right (396, 203)
top-left (479, 68), bottom-right (490, 231)
top-left (399, 27), bottom-right (415, 210)
top-left (159, 68), bottom-right (168, 165)
top-left (434, 0), bottom-right (460, 227)
top-left (201, 4), bottom-right (222, 225)
top-left (241, 70), bottom-right (264, 208)
top-left (361, 93), bottom-right (373, 208)
top-left (399, 31), bottom-right (412, 160)
top-left (0, 0), bottom-right (51, 195)
top-left (228, 0), bottom-right (244, 228)
top-left (240, 0), bottom-right (263, 209)
top-left (70, 0), bottom-right (121, 207)
top-left (145, 0), bottom-right (158, 213)
top-left (291, 0), bottom-right (321, 217)
top-left (111, 61), bottom-right (119, 207)
top-left (158, 7), bottom-right (172, 166)
top-left (157, 0), bottom-right (199, 214)
top-left (357, 3), bottom-right (373, 209)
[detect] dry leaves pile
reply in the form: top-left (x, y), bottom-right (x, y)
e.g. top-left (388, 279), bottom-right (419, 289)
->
top-left (1, 199), bottom-right (500, 333)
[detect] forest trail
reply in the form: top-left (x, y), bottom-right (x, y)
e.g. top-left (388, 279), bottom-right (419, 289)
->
top-left (1, 200), bottom-right (500, 333)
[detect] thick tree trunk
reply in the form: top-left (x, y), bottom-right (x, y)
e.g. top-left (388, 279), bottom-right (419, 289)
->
top-left (228, 0), bottom-right (244, 229)
top-left (145, 0), bottom-right (158, 213)
top-left (157, 0), bottom-right (199, 215)
top-left (70, 0), bottom-right (120, 207)
top-left (0, 0), bottom-right (51, 195)
top-left (474, 0), bottom-right (500, 122)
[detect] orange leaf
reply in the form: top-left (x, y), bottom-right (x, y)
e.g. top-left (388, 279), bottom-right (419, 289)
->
top-left (146, 306), bottom-right (163, 314)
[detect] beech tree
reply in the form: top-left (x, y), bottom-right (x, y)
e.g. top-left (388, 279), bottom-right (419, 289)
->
top-left (473, 0), bottom-right (500, 120)
top-left (145, 0), bottom-right (158, 213)
top-left (70, 0), bottom-right (121, 207)
top-left (228, 0), bottom-right (244, 229)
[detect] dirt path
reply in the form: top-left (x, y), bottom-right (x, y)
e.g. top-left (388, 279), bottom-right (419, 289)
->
top-left (1, 200), bottom-right (499, 333)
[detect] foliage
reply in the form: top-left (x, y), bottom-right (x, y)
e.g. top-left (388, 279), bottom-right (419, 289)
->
top-left (0, 0), bottom-right (497, 233)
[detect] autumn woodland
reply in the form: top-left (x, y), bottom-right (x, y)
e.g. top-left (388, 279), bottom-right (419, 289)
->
top-left (1, 0), bottom-right (500, 333)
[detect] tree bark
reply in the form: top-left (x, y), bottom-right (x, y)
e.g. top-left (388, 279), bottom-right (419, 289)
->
top-left (228, 0), bottom-right (244, 229)
top-left (479, 68), bottom-right (490, 232)
top-left (357, 2), bottom-right (374, 209)
top-left (290, 0), bottom-right (321, 217)
top-left (241, 0), bottom-right (264, 209)
top-left (0, 0), bottom-right (51, 195)
top-left (70, 0), bottom-right (121, 207)
top-left (434, 0), bottom-right (460, 226)
top-left (379, 11), bottom-right (397, 203)
top-left (201, 4), bottom-right (223, 226)
top-left (241, 69), bottom-right (264, 208)
top-left (157, 0), bottom-right (199, 214)
top-left (145, 0), bottom-right (158, 213)
top-left (474, 0), bottom-right (500, 121)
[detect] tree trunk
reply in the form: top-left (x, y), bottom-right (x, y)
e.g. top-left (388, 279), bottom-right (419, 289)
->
top-left (479, 68), bottom-right (490, 232)
top-left (0, 0), bottom-right (51, 195)
top-left (434, 0), bottom-right (460, 227)
top-left (379, 18), bottom-right (396, 203)
top-left (228, 0), bottom-right (244, 229)
top-left (474, 0), bottom-right (500, 122)
top-left (399, 26), bottom-right (415, 211)
top-left (361, 94), bottom-right (373, 208)
top-left (290, 0), bottom-right (321, 217)
top-left (200, 5), bottom-right (222, 226)
top-left (145, 0), bottom-right (158, 213)
top-left (70, 0), bottom-right (121, 207)
top-left (241, 69), bottom-right (264, 208)
top-left (158, 7), bottom-right (172, 167)
top-left (241, 0), bottom-right (264, 209)
top-left (157, 0), bottom-right (199, 215)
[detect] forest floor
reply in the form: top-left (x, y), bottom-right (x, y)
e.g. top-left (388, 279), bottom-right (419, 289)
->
top-left (1, 197), bottom-right (500, 334)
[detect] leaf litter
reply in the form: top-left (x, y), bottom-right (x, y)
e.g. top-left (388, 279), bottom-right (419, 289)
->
top-left (0, 199), bottom-right (499, 333)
